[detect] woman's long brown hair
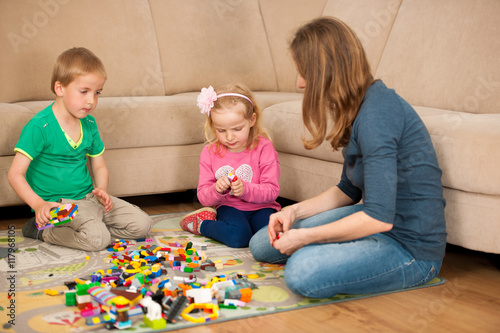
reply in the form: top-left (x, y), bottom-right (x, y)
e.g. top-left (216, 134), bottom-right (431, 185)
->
top-left (290, 17), bottom-right (374, 150)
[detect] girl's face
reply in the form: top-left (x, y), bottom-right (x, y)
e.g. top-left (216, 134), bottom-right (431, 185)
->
top-left (211, 102), bottom-right (256, 153)
top-left (55, 73), bottom-right (105, 119)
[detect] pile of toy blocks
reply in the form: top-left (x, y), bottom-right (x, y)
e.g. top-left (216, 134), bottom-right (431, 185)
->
top-left (62, 238), bottom-right (258, 330)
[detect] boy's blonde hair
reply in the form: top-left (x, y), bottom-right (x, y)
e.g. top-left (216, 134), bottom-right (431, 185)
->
top-left (51, 47), bottom-right (107, 93)
top-left (205, 83), bottom-right (270, 157)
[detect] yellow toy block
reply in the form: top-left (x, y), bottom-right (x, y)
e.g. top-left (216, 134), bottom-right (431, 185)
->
top-left (44, 289), bottom-right (59, 296)
top-left (181, 303), bottom-right (219, 323)
top-left (111, 296), bottom-right (130, 307)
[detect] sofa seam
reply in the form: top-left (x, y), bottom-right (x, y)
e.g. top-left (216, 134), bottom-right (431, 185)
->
top-left (258, 0), bottom-right (280, 92)
top-left (373, 0), bottom-right (403, 77)
top-left (146, 0), bottom-right (167, 96)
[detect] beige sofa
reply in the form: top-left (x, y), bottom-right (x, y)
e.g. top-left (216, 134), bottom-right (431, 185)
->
top-left (1, 0), bottom-right (499, 254)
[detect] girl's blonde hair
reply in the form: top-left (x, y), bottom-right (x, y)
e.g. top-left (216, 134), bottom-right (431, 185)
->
top-left (204, 83), bottom-right (270, 157)
top-left (290, 17), bottom-right (374, 151)
top-left (51, 47), bottom-right (107, 93)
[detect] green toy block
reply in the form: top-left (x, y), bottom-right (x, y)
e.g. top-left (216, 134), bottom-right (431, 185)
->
top-left (65, 291), bottom-right (77, 306)
top-left (143, 317), bottom-right (166, 329)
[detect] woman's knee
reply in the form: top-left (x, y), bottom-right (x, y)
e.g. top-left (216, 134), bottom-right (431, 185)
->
top-left (249, 228), bottom-right (270, 260)
top-left (284, 263), bottom-right (331, 298)
top-left (284, 257), bottom-right (311, 296)
top-left (283, 248), bottom-right (336, 298)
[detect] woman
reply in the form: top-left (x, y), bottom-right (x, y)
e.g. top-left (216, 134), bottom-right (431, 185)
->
top-left (249, 17), bottom-right (447, 298)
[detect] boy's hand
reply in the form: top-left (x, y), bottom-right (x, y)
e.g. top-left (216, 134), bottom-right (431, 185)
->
top-left (92, 188), bottom-right (113, 213)
top-left (33, 201), bottom-right (60, 226)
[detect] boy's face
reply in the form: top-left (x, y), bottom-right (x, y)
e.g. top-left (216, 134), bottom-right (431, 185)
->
top-left (55, 73), bottom-right (106, 119)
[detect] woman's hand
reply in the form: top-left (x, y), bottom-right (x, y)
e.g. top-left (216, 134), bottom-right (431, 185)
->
top-left (268, 207), bottom-right (296, 245)
top-left (272, 229), bottom-right (309, 255)
top-left (92, 188), bottom-right (113, 213)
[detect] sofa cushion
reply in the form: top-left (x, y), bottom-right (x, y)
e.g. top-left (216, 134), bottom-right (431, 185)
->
top-left (259, 0), bottom-right (327, 92)
top-left (267, 102), bottom-right (500, 198)
top-left (322, 0), bottom-right (402, 74)
top-left (278, 152), bottom-right (344, 202)
top-left (0, 0), bottom-right (163, 103)
top-left (376, 0), bottom-right (500, 114)
top-left (88, 96), bottom-right (207, 150)
top-left (416, 106), bottom-right (500, 196)
top-left (258, 0), bottom-right (403, 92)
top-left (17, 96), bottom-right (205, 150)
top-left (253, 92), bottom-right (304, 110)
top-left (0, 104), bottom-right (34, 156)
top-left (149, 0), bottom-right (278, 95)
top-left (262, 100), bottom-right (345, 164)
top-left (105, 145), bottom-right (203, 197)
top-left (443, 187), bottom-right (500, 254)
top-left (15, 92), bottom-right (304, 153)
top-left (0, 156), bottom-right (23, 206)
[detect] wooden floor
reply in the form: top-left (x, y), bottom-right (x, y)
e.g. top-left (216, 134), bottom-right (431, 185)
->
top-left (1, 191), bottom-right (499, 333)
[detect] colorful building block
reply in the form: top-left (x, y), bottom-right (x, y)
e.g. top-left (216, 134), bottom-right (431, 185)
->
top-left (37, 203), bottom-right (78, 230)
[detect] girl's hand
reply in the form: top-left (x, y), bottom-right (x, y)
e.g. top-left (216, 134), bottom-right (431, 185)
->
top-left (230, 178), bottom-right (244, 197)
top-left (272, 229), bottom-right (308, 255)
top-left (268, 207), bottom-right (296, 245)
top-left (92, 188), bottom-right (113, 213)
top-left (215, 177), bottom-right (230, 194)
top-left (33, 201), bottom-right (60, 227)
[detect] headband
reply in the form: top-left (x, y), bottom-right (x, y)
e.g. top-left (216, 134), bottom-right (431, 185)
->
top-left (197, 86), bottom-right (253, 116)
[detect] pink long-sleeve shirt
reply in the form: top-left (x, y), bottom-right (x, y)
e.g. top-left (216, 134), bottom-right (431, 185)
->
top-left (197, 137), bottom-right (281, 212)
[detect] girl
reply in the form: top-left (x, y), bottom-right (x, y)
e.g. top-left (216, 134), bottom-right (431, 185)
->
top-left (249, 17), bottom-right (447, 298)
top-left (180, 84), bottom-right (281, 248)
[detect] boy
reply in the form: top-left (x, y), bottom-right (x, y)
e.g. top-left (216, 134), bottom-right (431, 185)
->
top-left (8, 47), bottom-right (152, 251)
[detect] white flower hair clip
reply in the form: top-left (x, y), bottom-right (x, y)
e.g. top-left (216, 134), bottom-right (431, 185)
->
top-left (197, 86), bottom-right (254, 116)
top-left (197, 86), bottom-right (218, 116)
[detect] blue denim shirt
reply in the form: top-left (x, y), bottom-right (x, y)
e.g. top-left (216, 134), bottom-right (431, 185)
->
top-left (338, 81), bottom-right (447, 261)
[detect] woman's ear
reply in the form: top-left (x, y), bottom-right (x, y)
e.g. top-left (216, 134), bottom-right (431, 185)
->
top-left (54, 81), bottom-right (64, 97)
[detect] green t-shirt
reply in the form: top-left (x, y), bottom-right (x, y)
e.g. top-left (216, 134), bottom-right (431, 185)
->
top-left (14, 103), bottom-right (105, 202)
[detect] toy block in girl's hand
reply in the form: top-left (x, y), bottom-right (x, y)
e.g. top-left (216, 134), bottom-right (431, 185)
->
top-left (227, 172), bottom-right (238, 182)
top-left (36, 203), bottom-right (79, 230)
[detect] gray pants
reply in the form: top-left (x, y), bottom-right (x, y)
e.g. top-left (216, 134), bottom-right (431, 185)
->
top-left (41, 193), bottom-right (152, 251)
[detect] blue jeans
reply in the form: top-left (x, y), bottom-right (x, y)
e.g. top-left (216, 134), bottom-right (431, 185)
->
top-left (201, 205), bottom-right (277, 248)
top-left (249, 204), bottom-right (442, 298)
